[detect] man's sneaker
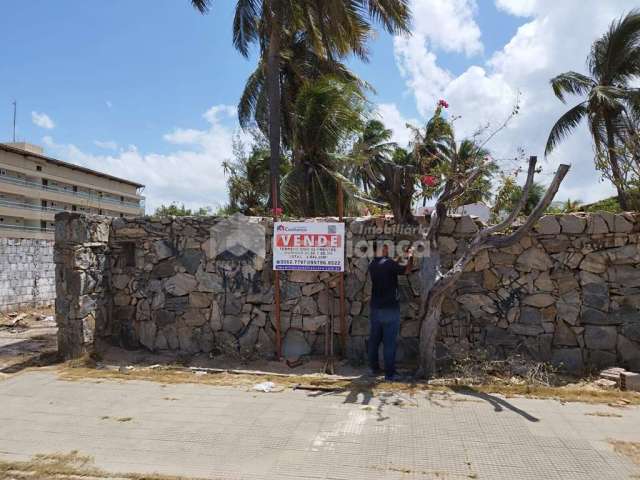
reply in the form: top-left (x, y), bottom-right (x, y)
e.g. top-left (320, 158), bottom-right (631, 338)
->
top-left (384, 373), bottom-right (404, 382)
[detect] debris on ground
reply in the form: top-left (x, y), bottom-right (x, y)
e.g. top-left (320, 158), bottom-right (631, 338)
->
top-left (286, 357), bottom-right (303, 368)
top-left (600, 368), bottom-right (640, 392)
top-left (621, 371), bottom-right (640, 392)
top-left (594, 378), bottom-right (618, 390)
top-left (253, 381), bottom-right (279, 392)
top-left (0, 307), bottom-right (58, 374)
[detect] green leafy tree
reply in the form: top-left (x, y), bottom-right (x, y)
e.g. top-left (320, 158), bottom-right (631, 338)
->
top-left (545, 9), bottom-right (640, 210)
top-left (154, 203), bottom-right (212, 217)
top-left (223, 134), bottom-right (290, 215)
top-left (492, 174), bottom-right (545, 221)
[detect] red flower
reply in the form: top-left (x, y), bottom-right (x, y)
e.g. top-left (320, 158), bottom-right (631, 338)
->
top-left (438, 99), bottom-right (449, 109)
top-left (272, 207), bottom-right (283, 217)
top-left (421, 175), bottom-right (438, 187)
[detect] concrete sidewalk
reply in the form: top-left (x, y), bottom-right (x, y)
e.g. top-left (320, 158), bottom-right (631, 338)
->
top-left (0, 371), bottom-right (638, 479)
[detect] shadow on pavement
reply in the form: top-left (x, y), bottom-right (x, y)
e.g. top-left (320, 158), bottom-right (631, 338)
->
top-left (450, 386), bottom-right (540, 422)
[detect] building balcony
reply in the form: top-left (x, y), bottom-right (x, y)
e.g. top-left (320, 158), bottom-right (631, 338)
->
top-left (0, 198), bottom-right (59, 222)
top-left (0, 223), bottom-right (54, 240)
top-left (0, 174), bottom-right (144, 215)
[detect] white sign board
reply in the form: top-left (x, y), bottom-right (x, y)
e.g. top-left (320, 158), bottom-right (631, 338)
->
top-left (273, 222), bottom-right (345, 272)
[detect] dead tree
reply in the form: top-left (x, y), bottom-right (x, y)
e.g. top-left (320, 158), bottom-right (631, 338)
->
top-left (417, 156), bottom-right (570, 378)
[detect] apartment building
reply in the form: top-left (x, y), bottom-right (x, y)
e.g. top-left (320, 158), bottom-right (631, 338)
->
top-left (0, 142), bottom-right (145, 239)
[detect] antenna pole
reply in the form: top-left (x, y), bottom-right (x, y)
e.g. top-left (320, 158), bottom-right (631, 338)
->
top-left (12, 101), bottom-right (17, 142)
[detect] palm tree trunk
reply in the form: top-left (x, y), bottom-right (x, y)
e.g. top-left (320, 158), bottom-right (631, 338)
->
top-left (267, 3), bottom-right (282, 214)
top-left (605, 117), bottom-right (629, 210)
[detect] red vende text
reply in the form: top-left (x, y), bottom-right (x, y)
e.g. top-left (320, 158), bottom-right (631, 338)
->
top-left (275, 234), bottom-right (341, 248)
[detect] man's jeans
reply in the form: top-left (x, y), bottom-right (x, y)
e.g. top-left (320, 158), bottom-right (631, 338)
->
top-left (368, 306), bottom-right (400, 379)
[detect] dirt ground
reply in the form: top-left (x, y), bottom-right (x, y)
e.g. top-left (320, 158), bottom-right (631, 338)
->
top-left (0, 307), bottom-right (58, 375)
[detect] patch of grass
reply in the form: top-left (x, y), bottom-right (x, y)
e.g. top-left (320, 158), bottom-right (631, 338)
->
top-left (454, 382), bottom-right (640, 405)
top-left (610, 440), bottom-right (640, 466)
top-left (0, 450), bottom-right (205, 479)
top-left (100, 416), bottom-right (133, 423)
top-left (57, 363), bottom-right (640, 406)
top-left (585, 411), bottom-right (623, 418)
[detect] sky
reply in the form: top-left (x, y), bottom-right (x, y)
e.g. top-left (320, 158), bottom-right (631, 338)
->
top-left (0, 0), bottom-right (637, 212)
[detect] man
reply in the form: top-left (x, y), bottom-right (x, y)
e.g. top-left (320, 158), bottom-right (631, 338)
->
top-left (368, 242), bottom-right (413, 381)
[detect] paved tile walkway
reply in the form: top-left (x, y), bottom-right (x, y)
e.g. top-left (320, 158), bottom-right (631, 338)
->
top-left (0, 371), bottom-right (639, 479)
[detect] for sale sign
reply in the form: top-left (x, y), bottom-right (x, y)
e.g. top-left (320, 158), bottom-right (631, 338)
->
top-left (273, 222), bottom-right (345, 272)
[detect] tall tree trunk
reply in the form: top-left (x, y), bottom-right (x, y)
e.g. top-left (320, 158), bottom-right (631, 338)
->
top-left (417, 291), bottom-right (444, 378)
top-left (605, 117), bottom-right (629, 211)
top-left (267, 5), bottom-right (282, 214)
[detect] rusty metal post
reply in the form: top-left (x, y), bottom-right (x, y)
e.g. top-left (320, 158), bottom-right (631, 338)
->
top-left (337, 180), bottom-right (347, 356)
top-left (274, 269), bottom-right (282, 359)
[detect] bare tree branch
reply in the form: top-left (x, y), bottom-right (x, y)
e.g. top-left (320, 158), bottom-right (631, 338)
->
top-left (416, 158), bottom-right (571, 379)
top-left (487, 163), bottom-right (570, 249)
top-left (479, 156), bottom-right (538, 239)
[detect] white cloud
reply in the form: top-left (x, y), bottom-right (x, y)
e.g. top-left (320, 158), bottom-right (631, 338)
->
top-left (393, 0), bottom-right (634, 202)
top-left (409, 0), bottom-right (483, 56)
top-left (94, 140), bottom-right (118, 150)
top-left (43, 104), bottom-right (248, 213)
top-left (105, 100), bottom-right (113, 109)
top-left (495, 0), bottom-right (537, 17)
top-left (376, 103), bottom-right (419, 148)
top-left (31, 111), bottom-right (55, 129)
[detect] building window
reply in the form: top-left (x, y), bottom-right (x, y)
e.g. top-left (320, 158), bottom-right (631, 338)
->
top-left (0, 169), bottom-right (5, 175)
top-left (73, 186), bottom-right (78, 192)
top-left (72, 205), bottom-right (77, 212)
top-left (36, 166), bottom-right (42, 171)
top-left (99, 209), bottom-right (103, 215)
top-left (120, 196), bottom-right (124, 202)
top-left (40, 220), bottom-right (47, 231)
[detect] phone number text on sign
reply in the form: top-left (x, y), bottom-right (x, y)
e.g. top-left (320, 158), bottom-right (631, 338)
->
top-left (273, 222), bottom-right (345, 272)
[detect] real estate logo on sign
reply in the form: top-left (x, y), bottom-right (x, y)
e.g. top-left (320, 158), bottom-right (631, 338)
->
top-left (273, 222), bottom-right (345, 272)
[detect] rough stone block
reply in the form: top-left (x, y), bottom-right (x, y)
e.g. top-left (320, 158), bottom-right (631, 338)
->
top-left (552, 348), bottom-right (584, 373)
top-left (535, 216), bottom-right (561, 235)
top-left (584, 325), bottom-right (617, 351)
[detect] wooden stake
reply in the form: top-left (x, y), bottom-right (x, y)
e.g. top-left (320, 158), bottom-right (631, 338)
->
top-left (337, 180), bottom-right (347, 356)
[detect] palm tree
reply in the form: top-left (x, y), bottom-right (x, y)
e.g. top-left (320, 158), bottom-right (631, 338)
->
top-left (452, 140), bottom-right (498, 207)
top-left (281, 75), bottom-right (367, 217)
top-left (238, 31), bottom-right (368, 155)
top-left (545, 9), bottom-right (640, 211)
top-left (348, 119), bottom-right (397, 196)
top-left (191, 0), bottom-right (410, 214)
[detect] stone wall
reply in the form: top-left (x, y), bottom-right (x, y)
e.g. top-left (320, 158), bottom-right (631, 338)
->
top-left (54, 214), bottom-right (110, 359)
top-left (54, 212), bottom-right (640, 373)
top-left (0, 238), bottom-right (55, 312)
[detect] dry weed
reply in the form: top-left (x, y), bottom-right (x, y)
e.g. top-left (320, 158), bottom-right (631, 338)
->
top-left (0, 450), bottom-right (204, 479)
top-left (610, 440), bottom-right (640, 466)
